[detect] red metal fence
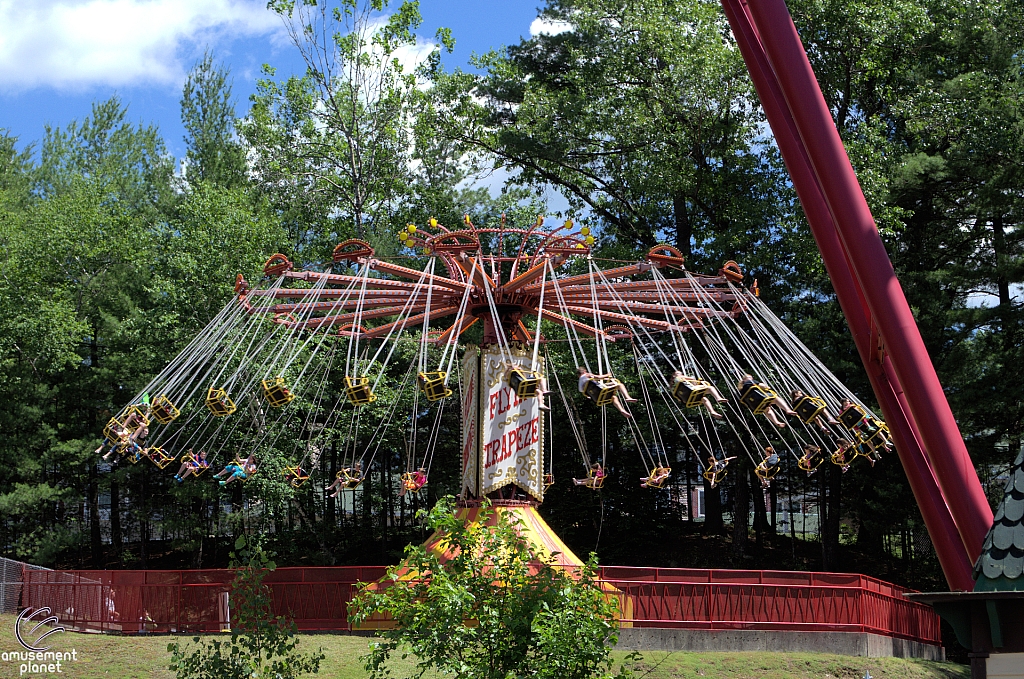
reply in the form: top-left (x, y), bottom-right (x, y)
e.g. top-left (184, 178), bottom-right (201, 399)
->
top-left (21, 566), bottom-right (940, 644)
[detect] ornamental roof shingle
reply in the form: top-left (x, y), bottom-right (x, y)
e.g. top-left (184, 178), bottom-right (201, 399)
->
top-left (973, 448), bottom-right (1024, 590)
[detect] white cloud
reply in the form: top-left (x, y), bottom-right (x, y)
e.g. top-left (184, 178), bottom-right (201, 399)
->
top-left (0, 0), bottom-right (282, 91)
top-left (529, 17), bottom-right (572, 37)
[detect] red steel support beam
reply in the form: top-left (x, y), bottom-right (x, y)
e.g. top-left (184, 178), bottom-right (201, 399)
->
top-left (737, 0), bottom-right (991, 562)
top-left (722, 0), bottom-right (974, 589)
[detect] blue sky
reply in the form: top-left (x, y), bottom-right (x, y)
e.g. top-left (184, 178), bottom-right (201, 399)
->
top-left (0, 0), bottom-right (550, 159)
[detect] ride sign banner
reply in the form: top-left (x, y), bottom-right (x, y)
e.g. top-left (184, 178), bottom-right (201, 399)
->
top-left (477, 346), bottom-right (544, 500)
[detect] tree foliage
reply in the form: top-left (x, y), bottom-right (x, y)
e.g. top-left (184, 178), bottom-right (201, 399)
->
top-left (349, 497), bottom-right (632, 679)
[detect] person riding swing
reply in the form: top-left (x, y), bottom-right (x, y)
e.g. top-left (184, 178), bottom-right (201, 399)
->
top-left (399, 467), bottom-right (427, 496)
top-left (173, 450), bottom-right (210, 483)
top-left (736, 374), bottom-right (797, 428)
top-left (641, 466), bottom-right (671, 488)
top-left (326, 461), bottom-right (364, 497)
top-left (671, 371), bottom-right (727, 419)
top-left (573, 462), bottom-right (606, 489)
top-left (703, 455), bottom-right (736, 488)
top-left (216, 454), bottom-right (257, 486)
top-left (798, 444), bottom-right (824, 474)
top-left (755, 447), bottom-right (782, 488)
top-left (789, 389), bottom-right (840, 433)
top-left (577, 367), bottom-right (636, 417)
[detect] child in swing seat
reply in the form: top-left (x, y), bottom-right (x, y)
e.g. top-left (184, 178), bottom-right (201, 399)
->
top-left (577, 367), bottom-right (636, 417)
top-left (216, 454), bottom-right (256, 486)
top-left (174, 450), bottom-right (209, 482)
top-left (573, 462), bottom-right (605, 487)
top-left (399, 467), bottom-right (427, 497)
top-left (671, 371), bottom-right (726, 419)
top-left (327, 461), bottom-right (363, 497)
top-left (736, 374), bottom-right (797, 428)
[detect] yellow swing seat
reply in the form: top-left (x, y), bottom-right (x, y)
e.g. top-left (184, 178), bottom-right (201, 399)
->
top-left (739, 383), bottom-right (777, 415)
top-left (584, 378), bottom-right (620, 406)
top-left (338, 468), bottom-right (364, 489)
top-left (205, 387), bottom-right (237, 417)
top-left (344, 376), bottom-right (377, 405)
top-left (261, 377), bottom-right (296, 408)
top-left (703, 468), bottom-right (727, 486)
top-left (146, 447), bottom-right (176, 469)
top-left (793, 395), bottom-right (827, 424)
top-left (672, 379), bottom-right (712, 408)
top-left (417, 371), bottom-right (452, 402)
top-left (798, 453), bottom-right (824, 473)
top-left (103, 416), bottom-right (129, 443)
top-left (182, 452), bottom-right (211, 477)
top-left (508, 368), bottom-right (543, 398)
top-left (644, 466), bottom-right (672, 489)
top-left (283, 465), bottom-right (310, 488)
top-left (401, 471), bottom-right (426, 493)
top-left (121, 404), bottom-right (151, 427)
top-left (151, 395), bottom-right (180, 424)
top-left (755, 462), bottom-right (780, 481)
top-left (830, 443), bottom-right (852, 467)
top-left (125, 446), bottom-right (148, 465)
top-left (839, 403), bottom-right (867, 429)
top-left (857, 420), bottom-right (891, 450)
top-left (543, 472), bottom-right (554, 488)
top-left (588, 473), bottom-right (606, 489)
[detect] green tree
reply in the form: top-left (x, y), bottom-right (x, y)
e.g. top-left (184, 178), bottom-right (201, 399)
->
top-left (349, 497), bottom-right (632, 679)
top-left (168, 536), bottom-right (324, 679)
top-left (433, 0), bottom-right (789, 267)
top-left (242, 0), bottom-right (454, 254)
top-left (181, 52), bottom-right (248, 189)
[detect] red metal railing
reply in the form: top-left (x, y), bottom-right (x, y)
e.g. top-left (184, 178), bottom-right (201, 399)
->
top-left (21, 566), bottom-right (940, 644)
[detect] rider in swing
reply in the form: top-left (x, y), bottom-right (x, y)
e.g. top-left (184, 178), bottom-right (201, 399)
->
top-left (577, 367), bottom-right (637, 417)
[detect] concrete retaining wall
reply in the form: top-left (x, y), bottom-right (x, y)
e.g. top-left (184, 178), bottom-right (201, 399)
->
top-left (615, 628), bottom-right (944, 660)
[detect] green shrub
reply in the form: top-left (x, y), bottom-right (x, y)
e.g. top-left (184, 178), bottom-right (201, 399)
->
top-left (168, 536), bottom-right (324, 679)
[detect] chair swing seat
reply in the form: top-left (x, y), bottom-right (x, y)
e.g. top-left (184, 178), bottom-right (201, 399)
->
top-left (345, 376), bottom-right (377, 405)
top-left (205, 387), bottom-right (237, 417)
top-left (755, 463), bottom-right (780, 481)
top-left (643, 466), bottom-right (671, 489)
top-left (508, 368), bottom-right (542, 398)
top-left (103, 417), bottom-right (128, 443)
top-left (122, 404), bottom-right (151, 427)
top-left (858, 420), bottom-right (890, 450)
top-left (739, 383), bottom-right (777, 414)
top-left (703, 469), bottom-right (727, 487)
top-left (151, 395), bottom-right (180, 424)
top-left (584, 378), bottom-right (620, 406)
top-left (543, 473), bottom-right (554, 488)
top-left (401, 471), bottom-right (426, 493)
top-left (182, 452), bottom-right (210, 477)
top-left (126, 446), bottom-right (147, 465)
top-left (145, 447), bottom-right (176, 469)
top-left (261, 377), bottom-right (296, 408)
top-left (283, 466), bottom-right (310, 488)
top-left (798, 456), bottom-right (823, 473)
top-left (672, 379), bottom-right (712, 408)
top-left (417, 371), bottom-right (452, 402)
top-left (839, 403), bottom-right (867, 429)
top-left (589, 474), bottom-right (606, 489)
top-left (793, 395), bottom-right (827, 423)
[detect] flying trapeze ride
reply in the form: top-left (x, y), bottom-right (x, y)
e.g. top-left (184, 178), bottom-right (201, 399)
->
top-left (94, 215), bottom-right (893, 501)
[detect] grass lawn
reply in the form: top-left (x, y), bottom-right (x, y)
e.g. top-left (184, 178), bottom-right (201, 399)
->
top-left (0, 615), bottom-right (968, 679)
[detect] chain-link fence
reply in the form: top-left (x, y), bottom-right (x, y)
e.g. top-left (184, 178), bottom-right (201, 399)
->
top-left (1, 556), bottom-right (50, 614)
